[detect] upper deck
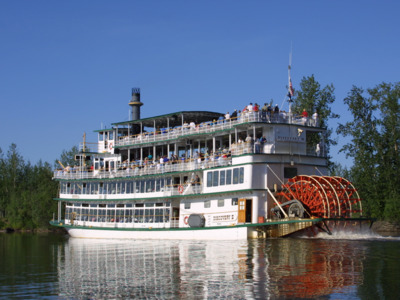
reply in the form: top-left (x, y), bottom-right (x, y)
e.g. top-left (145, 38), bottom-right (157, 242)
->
top-left (113, 110), bottom-right (321, 148)
top-left (54, 108), bottom-right (326, 181)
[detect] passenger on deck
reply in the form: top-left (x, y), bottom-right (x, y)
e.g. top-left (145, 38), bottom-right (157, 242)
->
top-left (267, 104), bottom-right (272, 121)
top-left (312, 110), bottom-right (318, 126)
top-left (230, 109), bottom-right (237, 120)
top-left (259, 136), bottom-right (267, 144)
top-left (274, 104), bottom-right (280, 122)
top-left (302, 109), bottom-right (309, 125)
top-left (245, 134), bottom-right (253, 143)
top-left (225, 112), bottom-right (230, 121)
top-left (261, 103), bottom-right (268, 121)
top-left (254, 139), bottom-right (261, 153)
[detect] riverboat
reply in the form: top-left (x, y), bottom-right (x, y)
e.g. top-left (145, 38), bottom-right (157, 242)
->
top-left (50, 87), bottom-right (363, 239)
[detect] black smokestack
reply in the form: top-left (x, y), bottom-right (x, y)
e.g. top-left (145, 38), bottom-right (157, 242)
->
top-left (129, 88), bottom-right (143, 121)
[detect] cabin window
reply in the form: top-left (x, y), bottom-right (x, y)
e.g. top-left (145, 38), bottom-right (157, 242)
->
top-left (220, 170), bottom-right (226, 186)
top-left (232, 198), bottom-right (238, 206)
top-left (207, 172), bottom-right (213, 187)
top-left (109, 132), bottom-right (114, 140)
top-left (184, 202), bottom-right (191, 209)
top-left (233, 168), bottom-right (239, 184)
top-left (226, 170), bottom-right (232, 185)
top-left (99, 133), bottom-right (104, 141)
top-left (204, 200), bottom-right (211, 208)
top-left (239, 167), bottom-right (244, 184)
top-left (212, 171), bottom-right (219, 187)
top-left (218, 199), bottom-right (225, 207)
top-left (284, 167), bottom-right (297, 178)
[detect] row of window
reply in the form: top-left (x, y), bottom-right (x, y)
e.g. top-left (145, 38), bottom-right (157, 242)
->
top-left (61, 178), bottom-right (173, 195)
top-left (184, 198), bottom-right (238, 209)
top-left (206, 167), bottom-right (244, 187)
top-left (65, 202), bottom-right (171, 224)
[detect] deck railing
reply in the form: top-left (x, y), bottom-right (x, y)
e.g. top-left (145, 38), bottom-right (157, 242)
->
top-left (53, 156), bottom-right (232, 180)
top-left (54, 140), bottom-right (325, 180)
top-left (116, 112), bottom-right (319, 147)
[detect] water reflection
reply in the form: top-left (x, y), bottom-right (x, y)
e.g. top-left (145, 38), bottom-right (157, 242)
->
top-left (57, 237), bottom-right (368, 299)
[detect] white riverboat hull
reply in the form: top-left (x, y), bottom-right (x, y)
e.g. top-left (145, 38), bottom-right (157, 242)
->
top-left (66, 226), bottom-right (250, 240)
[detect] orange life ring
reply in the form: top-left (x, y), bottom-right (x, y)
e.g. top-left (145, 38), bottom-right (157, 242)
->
top-left (109, 142), bottom-right (113, 150)
top-left (178, 185), bottom-right (184, 194)
top-left (184, 216), bottom-right (189, 225)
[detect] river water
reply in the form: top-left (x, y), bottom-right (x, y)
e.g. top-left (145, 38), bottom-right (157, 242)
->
top-left (0, 231), bottom-right (399, 299)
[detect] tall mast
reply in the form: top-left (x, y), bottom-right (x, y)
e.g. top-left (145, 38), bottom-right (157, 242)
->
top-left (287, 49), bottom-right (294, 123)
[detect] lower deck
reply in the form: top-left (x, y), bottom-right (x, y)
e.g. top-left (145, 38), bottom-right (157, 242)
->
top-left (50, 217), bottom-right (323, 240)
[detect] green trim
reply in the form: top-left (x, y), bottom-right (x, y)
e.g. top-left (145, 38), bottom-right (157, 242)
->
top-left (50, 218), bottom-right (323, 231)
top-left (53, 156), bottom-right (327, 183)
top-left (94, 128), bottom-right (114, 132)
top-left (53, 188), bottom-right (266, 202)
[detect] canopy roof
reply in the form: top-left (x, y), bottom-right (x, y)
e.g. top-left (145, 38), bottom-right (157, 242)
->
top-left (112, 111), bottom-right (224, 128)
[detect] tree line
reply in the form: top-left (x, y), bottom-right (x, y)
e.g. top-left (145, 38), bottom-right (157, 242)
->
top-left (0, 78), bottom-right (399, 229)
top-left (293, 77), bottom-right (399, 222)
top-left (0, 144), bottom-right (58, 230)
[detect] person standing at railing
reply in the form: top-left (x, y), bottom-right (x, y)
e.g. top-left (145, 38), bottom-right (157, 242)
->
top-left (261, 103), bottom-right (268, 121)
top-left (253, 103), bottom-right (259, 121)
top-left (231, 109), bottom-right (237, 120)
top-left (267, 104), bottom-right (272, 122)
top-left (274, 104), bottom-right (280, 122)
top-left (302, 109), bottom-right (308, 125)
top-left (312, 110), bottom-right (318, 126)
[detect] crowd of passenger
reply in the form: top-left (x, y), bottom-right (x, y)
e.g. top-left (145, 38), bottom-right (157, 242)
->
top-left (118, 103), bottom-right (319, 145)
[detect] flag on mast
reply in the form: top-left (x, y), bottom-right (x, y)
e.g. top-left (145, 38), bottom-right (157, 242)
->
top-left (289, 76), bottom-right (294, 97)
top-left (288, 49), bottom-right (294, 99)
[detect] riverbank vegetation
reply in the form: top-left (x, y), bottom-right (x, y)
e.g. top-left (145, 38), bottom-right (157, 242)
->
top-left (337, 82), bottom-right (400, 221)
top-left (0, 144), bottom-right (58, 230)
top-left (0, 80), bottom-right (399, 230)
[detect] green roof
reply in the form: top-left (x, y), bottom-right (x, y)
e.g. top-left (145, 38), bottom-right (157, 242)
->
top-left (112, 111), bottom-right (224, 128)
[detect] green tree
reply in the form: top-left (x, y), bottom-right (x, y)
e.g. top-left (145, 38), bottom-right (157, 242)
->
top-left (292, 75), bottom-right (339, 169)
top-left (55, 145), bottom-right (79, 169)
top-left (0, 144), bottom-right (58, 229)
top-left (337, 82), bottom-right (400, 221)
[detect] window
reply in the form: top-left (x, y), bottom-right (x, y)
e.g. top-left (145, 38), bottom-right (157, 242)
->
top-left (212, 171), bottom-right (219, 187)
top-left (239, 167), bottom-right (244, 184)
top-left (226, 169), bottom-right (232, 185)
top-left (218, 199), bottom-right (224, 207)
top-left (232, 198), bottom-right (238, 205)
top-left (204, 200), bottom-right (211, 208)
top-left (184, 202), bottom-right (191, 209)
top-left (207, 172), bottom-right (213, 187)
top-left (220, 170), bottom-right (226, 186)
top-left (233, 168), bottom-right (239, 184)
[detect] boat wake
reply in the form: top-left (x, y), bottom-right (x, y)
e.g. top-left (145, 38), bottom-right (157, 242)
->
top-left (299, 229), bottom-right (400, 241)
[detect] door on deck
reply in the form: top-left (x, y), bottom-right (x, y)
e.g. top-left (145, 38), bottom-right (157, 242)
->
top-left (238, 198), bottom-right (252, 223)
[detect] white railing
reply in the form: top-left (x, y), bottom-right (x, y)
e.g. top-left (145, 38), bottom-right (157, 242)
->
top-left (53, 157), bottom-right (232, 180)
top-left (116, 112), bottom-right (320, 147)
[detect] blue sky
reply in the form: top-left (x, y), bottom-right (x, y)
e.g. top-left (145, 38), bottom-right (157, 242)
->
top-left (1, 1), bottom-right (399, 168)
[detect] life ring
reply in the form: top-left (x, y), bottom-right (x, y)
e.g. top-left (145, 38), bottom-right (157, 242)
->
top-left (184, 216), bottom-right (189, 225)
top-left (178, 185), bottom-right (184, 194)
top-left (109, 142), bottom-right (113, 151)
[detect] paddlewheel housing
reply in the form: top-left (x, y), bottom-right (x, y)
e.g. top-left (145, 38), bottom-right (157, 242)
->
top-left (275, 175), bottom-right (362, 218)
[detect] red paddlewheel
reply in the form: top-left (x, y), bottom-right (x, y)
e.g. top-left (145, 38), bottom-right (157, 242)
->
top-left (276, 175), bottom-right (362, 218)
